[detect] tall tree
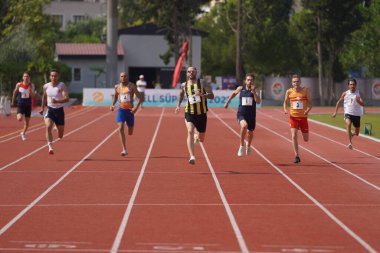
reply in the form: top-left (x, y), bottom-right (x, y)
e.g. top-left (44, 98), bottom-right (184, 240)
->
top-left (340, 1), bottom-right (380, 77)
top-left (301, 0), bottom-right (364, 105)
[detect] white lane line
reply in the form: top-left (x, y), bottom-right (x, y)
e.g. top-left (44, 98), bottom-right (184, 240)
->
top-left (110, 108), bottom-right (165, 253)
top-left (258, 111), bottom-right (380, 161)
top-left (256, 121), bottom-right (380, 191)
top-left (211, 109), bottom-right (379, 253)
top-left (200, 143), bottom-right (250, 253)
top-left (0, 112), bottom-right (111, 172)
top-left (0, 128), bottom-right (119, 236)
top-left (0, 107), bottom-right (96, 143)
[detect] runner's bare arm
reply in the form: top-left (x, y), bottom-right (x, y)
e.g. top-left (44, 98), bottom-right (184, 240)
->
top-left (224, 86), bottom-right (242, 109)
top-left (175, 83), bottom-right (185, 113)
top-left (332, 92), bottom-right (345, 117)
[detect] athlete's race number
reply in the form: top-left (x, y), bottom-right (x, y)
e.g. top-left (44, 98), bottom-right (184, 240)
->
top-left (120, 94), bottom-right (131, 102)
top-left (242, 97), bottom-right (253, 106)
top-left (292, 101), bottom-right (303, 109)
top-left (189, 95), bottom-right (201, 104)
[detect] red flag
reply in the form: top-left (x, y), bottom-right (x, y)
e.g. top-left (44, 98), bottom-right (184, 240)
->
top-left (172, 40), bottom-right (188, 88)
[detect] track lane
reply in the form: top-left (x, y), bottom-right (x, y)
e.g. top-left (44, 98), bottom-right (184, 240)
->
top-left (207, 108), bottom-right (379, 252)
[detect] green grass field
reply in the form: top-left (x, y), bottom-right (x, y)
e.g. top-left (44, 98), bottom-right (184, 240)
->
top-left (309, 113), bottom-right (380, 139)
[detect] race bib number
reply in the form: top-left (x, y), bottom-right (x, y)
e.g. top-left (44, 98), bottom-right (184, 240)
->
top-left (21, 91), bottom-right (30, 99)
top-left (242, 97), bottom-right (253, 106)
top-left (19, 88), bottom-right (30, 98)
top-left (188, 94), bottom-right (201, 104)
top-left (47, 96), bottom-right (53, 104)
top-left (120, 94), bottom-right (131, 102)
top-left (292, 101), bottom-right (303, 109)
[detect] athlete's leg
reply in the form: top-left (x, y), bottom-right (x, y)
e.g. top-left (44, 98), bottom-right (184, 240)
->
top-left (44, 118), bottom-right (55, 143)
top-left (118, 122), bottom-right (126, 151)
top-left (23, 117), bottom-right (30, 134)
top-left (56, 125), bottom-right (64, 139)
top-left (291, 127), bottom-right (299, 156)
top-left (345, 117), bottom-right (353, 144)
top-left (186, 121), bottom-right (195, 158)
top-left (16, 113), bottom-right (23, 122)
top-left (239, 120), bottom-right (248, 147)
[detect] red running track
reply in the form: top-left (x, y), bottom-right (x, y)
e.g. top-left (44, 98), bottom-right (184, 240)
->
top-left (0, 106), bottom-right (379, 253)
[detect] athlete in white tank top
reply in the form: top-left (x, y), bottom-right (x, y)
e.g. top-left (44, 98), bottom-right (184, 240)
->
top-left (332, 79), bottom-right (364, 150)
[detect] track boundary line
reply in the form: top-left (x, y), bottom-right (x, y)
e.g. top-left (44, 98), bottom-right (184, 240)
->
top-left (211, 109), bottom-right (378, 253)
top-left (0, 106), bottom-right (96, 143)
top-left (0, 128), bottom-right (119, 236)
top-left (0, 112), bottom-right (111, 172)
top-left (110, 108), bottom-right (165, 253)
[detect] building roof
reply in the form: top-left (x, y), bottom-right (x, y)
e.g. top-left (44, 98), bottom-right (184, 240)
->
top-left (118, 23), bottom-right (208, 37)
top-left (55, 43), bottom-right (124, 56)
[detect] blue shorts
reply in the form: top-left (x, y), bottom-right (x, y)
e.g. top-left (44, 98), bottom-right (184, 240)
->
top-left (116, 107), bottom-right (134, 127)
top-left (237, 113), bottom-right (256, 131)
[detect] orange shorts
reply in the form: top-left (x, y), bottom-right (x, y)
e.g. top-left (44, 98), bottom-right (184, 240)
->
top-left (289, 116), bottom-right (309, 133)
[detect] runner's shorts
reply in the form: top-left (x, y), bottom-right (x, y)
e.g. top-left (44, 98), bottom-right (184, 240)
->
top-left (45, 107), bottom-right (65, 125)
top-left (116, 107), bottom-right (134, 127)
top-left (17, 105), bottom-right (32, 118)
top-left (344, 114), bottom-right (361, 128)
top-left (185, 113), bottom-right (207, 133)
top-left (237, 113), bottom-right (256, 131)
top-left (289, 116), bottom-right (309, 133)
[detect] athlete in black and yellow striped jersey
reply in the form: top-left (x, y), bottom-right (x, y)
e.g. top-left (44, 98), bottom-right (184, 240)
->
top-left (175, 66), bottom-right (214, 164)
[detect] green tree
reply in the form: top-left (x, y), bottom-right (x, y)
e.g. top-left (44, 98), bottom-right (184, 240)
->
top-left (62, 17), bottom-right (106, 43)
top-left (340, 1), bottom-right (380, 77)
top-left (299, 0), bottom-right (364, 105)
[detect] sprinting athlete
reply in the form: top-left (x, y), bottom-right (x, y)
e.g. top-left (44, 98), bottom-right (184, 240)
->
top-left (224, 73), bottom-right (261, 156)
top-left (283, 74), bottom-right (312, 163)
top-left (110, 72), bottom-right (142, 156)
top-left (11, 72), bottom-right (35, 141)
top-left (332, 78), bottom-right (364, 149)
top-left (175, 66), bottom-right (214, 164)
top-left (40, 69), bottom-right (69, 154)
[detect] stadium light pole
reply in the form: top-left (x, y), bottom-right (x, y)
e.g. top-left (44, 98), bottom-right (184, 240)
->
top-left (106, 0), bottom-right (118, 87)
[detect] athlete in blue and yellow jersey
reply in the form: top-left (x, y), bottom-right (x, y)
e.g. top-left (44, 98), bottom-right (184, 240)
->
top-left (110, 72), bottom-right (142, 156)
top-left (283, 74), bottom-right (312, 163)
top-left (224, 73), bottom-right (261, 157)
top-left (175, 66), bottom-right (214, 164)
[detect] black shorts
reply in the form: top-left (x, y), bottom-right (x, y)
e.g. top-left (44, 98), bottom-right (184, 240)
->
top-left (237, 113), bottom-right (256, 131)
top-left (17, 105), bottom-right (32, 117)
top-left (185, 113), bottom-right (207, 133)
top-left (344, 114), bottom-right (361, 128)
top-left (45, 107), bottom-right (65, 126)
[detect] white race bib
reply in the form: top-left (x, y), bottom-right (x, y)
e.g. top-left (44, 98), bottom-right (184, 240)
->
top-left (242, 97), bottom-right (253, 106)
top-left (292, 101), bottom-right (303, 109)
top-left (188, 94), bottom-right (201, 104)
top-left (120, 94), bottom-right (131, 102)
top-left (19, 88), bottom-right (30, 98)
top-left (47, 96), bottom-right (53, 104)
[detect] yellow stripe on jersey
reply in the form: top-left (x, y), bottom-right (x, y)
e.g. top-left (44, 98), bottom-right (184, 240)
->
top-left (193, 81), bottom-right (201, 115)
top-left (185, 80), bottom-right (208, 115)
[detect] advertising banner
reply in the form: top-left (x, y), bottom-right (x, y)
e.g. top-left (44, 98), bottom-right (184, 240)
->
top-left (83, 88), bottom-right (261, 108)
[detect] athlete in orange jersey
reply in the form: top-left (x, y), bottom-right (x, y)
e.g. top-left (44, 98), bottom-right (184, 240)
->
top-left (110, 72), bottom-right (142, 156)
top-left (283, 74), bottom-right (312, 163)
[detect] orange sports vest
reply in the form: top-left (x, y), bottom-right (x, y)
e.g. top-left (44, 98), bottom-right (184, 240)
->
top-left (118, 84), bottom-right (133, 110)
top-left (288, 87), bottom-right (308, 118)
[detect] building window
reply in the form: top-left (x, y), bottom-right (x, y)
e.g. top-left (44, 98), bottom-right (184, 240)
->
top-left (51, 15), bottom-right (64, 28)
top-left (73, 68), bottom-right (81, 81)
top-left (73, 15), bottom-right (87, 23)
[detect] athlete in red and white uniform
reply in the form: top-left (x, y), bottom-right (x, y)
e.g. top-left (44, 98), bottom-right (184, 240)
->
top-left (11, 72), bottom-right (35, 141)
